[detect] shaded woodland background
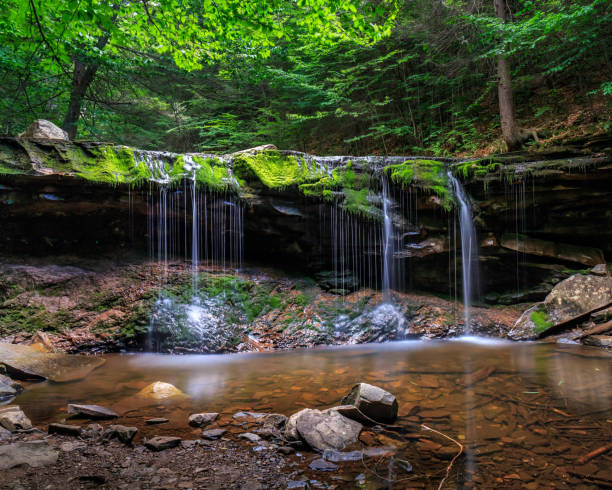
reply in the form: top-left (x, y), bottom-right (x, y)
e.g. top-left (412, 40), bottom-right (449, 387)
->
top-left (1, 0), bottom-right (610, 155)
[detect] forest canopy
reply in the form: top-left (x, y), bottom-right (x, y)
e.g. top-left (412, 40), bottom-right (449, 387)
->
top-left (1, 0), bottom-right (610, 155)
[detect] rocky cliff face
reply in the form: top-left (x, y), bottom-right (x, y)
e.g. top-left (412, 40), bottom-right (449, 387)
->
top-left (2, 136), bottom-right (610, 305)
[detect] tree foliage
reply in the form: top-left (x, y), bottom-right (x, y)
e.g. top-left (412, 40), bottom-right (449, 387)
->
top-left (0, 0), bottom-right (609, 154)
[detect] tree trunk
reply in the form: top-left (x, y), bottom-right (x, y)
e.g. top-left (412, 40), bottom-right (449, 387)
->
top-left (62, 60), bottom-right (99, 140)
top-left (494, 0), bottom-right (521, 151)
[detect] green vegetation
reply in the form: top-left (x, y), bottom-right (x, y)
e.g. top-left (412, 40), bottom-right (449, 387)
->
top-left (1, 1), bottom-right (608, 155)
top-left (233, 151), bottom-right (324, 190)
top-left (386, 160), bottom-right (452, 210)
top-left (530, 309), bottom-right (554, 334)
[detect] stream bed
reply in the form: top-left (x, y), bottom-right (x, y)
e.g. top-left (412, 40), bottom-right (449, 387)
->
top-left (11, 339), bottom-right (612, 487)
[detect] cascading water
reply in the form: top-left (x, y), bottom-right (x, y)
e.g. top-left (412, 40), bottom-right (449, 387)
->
top-left (447, 170), bottom-right (479, 333)
top-left (134, 151), bottom-right (244, 351)
top-left (381, 176), bottom-right (395, 302)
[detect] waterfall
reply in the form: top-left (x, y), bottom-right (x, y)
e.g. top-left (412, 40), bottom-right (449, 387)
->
top-left (133, 151), bottom-right (244, 351)
top-left (447, 170), bottom-right (479, 332)
top-left (381, 176), bottom-right (394, 302)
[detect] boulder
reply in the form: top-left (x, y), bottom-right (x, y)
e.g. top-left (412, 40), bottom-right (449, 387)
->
top-left (144, 436), bottom-right (181, 451)
top-left (0, 405), bottom-right (32, 431)
top-left (188, 412), bottom-right (218, 427)
top-left (291, 409), bottom-right (362, 452)
top-left (0, 441), bottom-right (58, 469)
top-left (340, 383), bottom-right (398, 423)
top-left (19, 120), bottom-right (69, 141)
top-left (107, 424), bottom-right (138, 444)
top-left (284, 408), bottom-right (311, 442)
top-left (67, 403), bottom-right (118, 419)
top-left (48, 423), bottom-right (82, 437)
top-left (511, 274), bottom-right (612, 339)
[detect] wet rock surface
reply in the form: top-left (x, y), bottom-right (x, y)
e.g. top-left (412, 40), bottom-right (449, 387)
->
top-left (292, 408), bottom-right (363, 452)
top-left (341, 382), bottom-right (398, 423)
top-left (67, 404), bottom-right (118, 419)
top-left (512, 273), bottom-right (612, 339)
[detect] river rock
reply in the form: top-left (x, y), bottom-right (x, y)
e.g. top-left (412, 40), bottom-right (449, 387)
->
top-left (0, 405), bottom-right (32, 431)
top-left (239, 432), bottom-right (261, 443)
top-left (0, 440), bottom-right (58, 469)
top-left (145, 436), bottom-right (181, 451)
top-left (136, 381), bottom-right (185, 400)
top-left (82, 423), bottom-right (104, 439)
top-left (290, 408), bottom-right (362, 452)
top-left (188, 412), bottom-right (218, 427)
top-left (48, 423), bottom-right (82, 437)
top-left (511, 274), bottom-right (612, 339)
top-left (341, 383), bottom-right (398, 423)
top-left (201, 428), bottom-right (227, 440)
top-left (19, 119), bottom-right (69, 141)
top-left (0, 374), bottom-right (23, 394)
top-left (67, 403), bottom-right (118, 419)
top-left (0, 381), bottom-right (16, 399)
top-left (146, 418), bottom-right (169, 425)
top-left (583, 335), bottom-right (612, 348)
top-left (309, 458), bottom-right (339, 471)
top-left (107, 424), bottom-right (138, 444)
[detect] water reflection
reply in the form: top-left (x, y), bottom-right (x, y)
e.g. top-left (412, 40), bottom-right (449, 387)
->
top-left (13, 341), bottom-right (611, 486)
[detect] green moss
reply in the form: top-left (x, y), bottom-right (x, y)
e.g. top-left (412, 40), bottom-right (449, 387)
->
top-left (232, 151), bottom-right (324, 189)
top-left (530, 309), bottom-right (554, 334)
top-left (0, 306), bottom-right (59, 335)
top-left (385, 159), bottom-right (452, 210)
top-left (75, 145), bottom-right (151, 185)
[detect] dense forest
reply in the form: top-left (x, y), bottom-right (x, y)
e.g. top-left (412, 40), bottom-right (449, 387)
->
top-left (1, 0), bottom-right (610, 156)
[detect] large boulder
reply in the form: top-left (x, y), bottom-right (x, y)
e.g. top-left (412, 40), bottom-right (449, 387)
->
top-left (0, 405), bottom-right (32, 431)
top-left (340, 383), bottom-right (398, 423)
top-left (136, 381), bottom-right (186, 400)
top-left (288, 408), bottom-right (362, 452)
top-left (511, 274), bottom-right (612, 339)
top-left (19, 120), bottom-right (69, 141)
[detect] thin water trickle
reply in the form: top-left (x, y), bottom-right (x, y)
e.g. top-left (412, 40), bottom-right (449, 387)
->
top-left (381, 177), bottom-right (394, 302)
top-left (447, 170), bottom-right (479, 333)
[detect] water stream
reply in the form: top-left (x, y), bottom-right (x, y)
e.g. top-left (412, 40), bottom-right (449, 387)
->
top-left (448, 170), bottom-right (480, 332)
top-left (13, 341), bottom-right (612, 487)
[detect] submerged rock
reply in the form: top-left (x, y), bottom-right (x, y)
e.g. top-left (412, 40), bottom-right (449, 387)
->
top-left (0, 374), bottom-right (23, 394)
top-left (0, 441), bottom-right (58, 469)
top-left (511, 274), bottom-right (612, 339)
top-left (340, 383), bottom-right (398, 423)
top-left (136, 381), bottom-right (186, 400)
top-left (67, 404), bottom-right (118, 419)
top-left (0, 405), bottom-right (32, 431)
top-left (291, 408), bottom-right (362, 452)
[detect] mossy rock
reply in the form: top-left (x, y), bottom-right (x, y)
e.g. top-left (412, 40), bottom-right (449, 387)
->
top-left (385, 159), bottom-right (452, 210)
